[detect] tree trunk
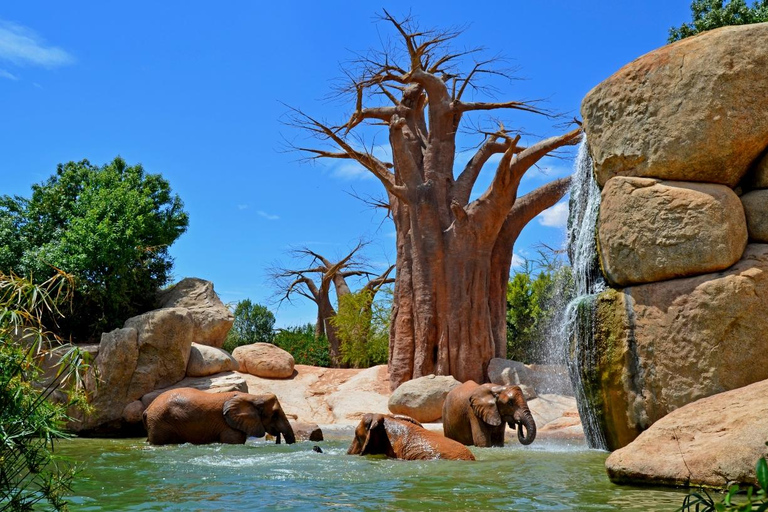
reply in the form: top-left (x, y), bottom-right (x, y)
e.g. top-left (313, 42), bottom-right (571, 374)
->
top-left (388, 177), bottom-right (572, 390)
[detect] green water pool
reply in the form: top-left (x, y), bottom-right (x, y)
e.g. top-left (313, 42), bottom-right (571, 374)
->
top-left (56, 434), bottom-right (688, 511)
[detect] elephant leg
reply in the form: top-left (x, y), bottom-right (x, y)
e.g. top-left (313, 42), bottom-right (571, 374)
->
top-left (219, 427), bottom-right (247, 444)
top-left (471, 427), bottom-right (492, 447)
top-left (489, 428), bottom-right (505, 447)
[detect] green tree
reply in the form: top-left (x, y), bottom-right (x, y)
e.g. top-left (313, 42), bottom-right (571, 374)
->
top-left (669, 0), bottom-right (768, 42)
top-left (0, 157), bottom-right (189, 341)
top-left (1, 270), bottom-right (88, 511)
top-left (272, 324), bottom-right (331, 367)
top-left (506, 252), bottom-right (572, 364)
top-left (332, 287), bottom-right (391, 368)
top-left (223, 299), bottom-right (276, 353)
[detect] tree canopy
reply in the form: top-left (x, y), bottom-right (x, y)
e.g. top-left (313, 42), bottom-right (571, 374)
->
top-left (669, 0), bottom-right (768, 41)
top-left (223, 299), bottom-right (276, 352)
top-left (0, 157), bottom-right (188, 341)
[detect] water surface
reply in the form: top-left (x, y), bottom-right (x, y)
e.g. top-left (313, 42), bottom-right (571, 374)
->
top-left (58, 434), bottom-right (687, 511)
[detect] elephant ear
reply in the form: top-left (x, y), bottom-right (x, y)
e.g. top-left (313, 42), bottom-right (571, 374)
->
top-left (470, 387), bottom-right (502, 427)
top-left (223, 394), bottom-right (266, 438)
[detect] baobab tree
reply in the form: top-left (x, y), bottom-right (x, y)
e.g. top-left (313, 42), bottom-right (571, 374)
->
top-left (292, 11), bottom-right (581, 388)
top-left (272, 243), bottom-right (394, 366)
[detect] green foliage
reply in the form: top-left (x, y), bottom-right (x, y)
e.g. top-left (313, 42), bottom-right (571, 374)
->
top-left (669, 0), bottom-right (768, 42)
top-left (0, 157), bottom-right (189, 341)
top-left (332, 288), bottom-right (391, 368)
top-left (678, 446), bottom-right (768, 511)
top-left (506, 252), bottom-right (573, 364)
top-left (222, 299), bottom-right (276, 353)
top-left (1, 271), bottom-right (89, 511)
top-left (272, 324), bottom-right (331, 367)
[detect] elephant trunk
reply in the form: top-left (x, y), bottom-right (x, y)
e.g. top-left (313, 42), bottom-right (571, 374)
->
top-left (275, 417), bottom-right (295, 445)
top-left (515, 409), bottom-right (537, 446)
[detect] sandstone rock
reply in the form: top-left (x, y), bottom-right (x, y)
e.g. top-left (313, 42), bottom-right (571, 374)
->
top-left (606, 379), bottom-right (768, 488)
top-left (123, 307), bottom-right (194, 399)
top-left (232, 343), bottom-right (295, 379)
top-left (75, 328), bottom-right (140, 429)
top-left (582, 245), bottom-right (768, 450)
top-left (140, 371), bottom-right (247, 408)
top-left (240, 365), bottom-right (391, 425)
top-left (39, 343), bottom-right (99, 389)
top-left (289, 421), bottom-right (324, 442)
top-left (754, 152), bottom-right (768, 188)
top-left (740, 190), bottom-right (768, 242)
top-left (527, 364), bottom-right (574, 396)
top-left (388, 374), bottom-right (461, 422)
top-left (158, 277), bottom-right (234, 348)
top-left (528, 394), bottom-right (580, 429)
top-left (487, 359), bottom-right (533, 387)
top-left (582, 23), bottom-right (768, 187)
top-left (122, 400), bottom-right (145, 424)
top-left (488, 359), bottom-right (573, 396)
top-left (325, 365), bottom-right (391, 423)
top-left (598, 177), bottom-right (747, 286)
top-left (186, 342), bottom-right (239, 377)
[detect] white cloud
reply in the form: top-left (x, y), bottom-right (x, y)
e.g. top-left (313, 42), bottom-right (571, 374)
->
top-left (0, 68), bottom-right (17, 80)
top-left (326, 144), bottom-right (391, 182)
top-left (237, 204), bottom-right (249, 210)
top-left (331, 162), bottom-right (375, 181)
top-left (257, 210), bottom-right (280, 221)
top-left (0, 20), bottom-right (75, 68)
top-left (523, 164), bottom-right (572, 182)
top-left (537, 201), bottom-right (569, 228)
top-left (511, 252), bottom-right (525, 269)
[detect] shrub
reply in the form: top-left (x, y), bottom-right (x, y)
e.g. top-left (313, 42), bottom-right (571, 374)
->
top-left (0, 270), bottom-right (88, 511)
top-left (272, 324), bottom-right (331, 367)
top-left (506, 252), bottom-right (573, 364)
top-left (333, 288), bottom-right (391, 368)
top-left (223, 299), bottom-right (276, 353)
top-left (0, 157), bottom-right (189, 341)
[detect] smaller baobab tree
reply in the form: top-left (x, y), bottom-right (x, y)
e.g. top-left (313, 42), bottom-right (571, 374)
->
top-left (290, 11), bottom-right (582, 388)
top-left (271, 242), bottom-right (394, 367)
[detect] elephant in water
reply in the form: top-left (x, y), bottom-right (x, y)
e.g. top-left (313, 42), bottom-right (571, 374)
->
top-left (442, 381), bottom-right (536, 447)
top-left (347, 413), bottom-right (475, 461)
top-left (143, 387), bottom-right (296, 445)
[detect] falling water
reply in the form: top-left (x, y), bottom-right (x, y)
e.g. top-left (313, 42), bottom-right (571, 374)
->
top-left (562, 139), bottom-right (608, 450)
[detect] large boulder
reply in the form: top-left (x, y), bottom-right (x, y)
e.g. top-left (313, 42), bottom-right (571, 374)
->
top-left (606, 379), bottom-right (768, 488)
top-left (580, 245), bottom-right (768, 450)
top-left (71, 328), bottom-right (140, 429)
top-left (598, 177), bottom-right (747, 286)
top-left (233, 343), bottom-right (295, 379)
top-left (123, 307), bottom-right (195, 399)
top-left (388, 374), bottom-right (461, 423)
top-left (740, 190), bottom-right (768, 242)
top-left (186, 342), bottom-right (239, 377)
top-left (157, 278), bottom-right (234, 348)
top-left (582, 23), bottom-right (768, 187)
top-left (754, 151), bottom-right (768, 188)
top-left (488, 359), bottom-right (573, 396)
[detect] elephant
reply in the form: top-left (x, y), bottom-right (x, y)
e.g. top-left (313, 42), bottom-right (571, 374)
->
top-left (347, 413), bottom-right (475, 461)
top-left (142, 387), bottom-right (296, 445)
top-left (442, 381), bottom-right (536, 447)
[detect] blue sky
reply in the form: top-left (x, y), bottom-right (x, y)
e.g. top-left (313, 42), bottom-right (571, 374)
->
top-left (0, 2), bottom-right (691, 327)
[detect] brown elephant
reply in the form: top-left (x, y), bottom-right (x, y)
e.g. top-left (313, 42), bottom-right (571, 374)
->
top-left (143, 387), bottom-right (296, 445)
top-left (347, 413), bottom-right (475, 461)
top-left (442, 381), bottom-right (536, 447)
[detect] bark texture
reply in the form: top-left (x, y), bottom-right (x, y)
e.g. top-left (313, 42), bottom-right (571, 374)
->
top-left (294, 12), bottom-right (580, 388)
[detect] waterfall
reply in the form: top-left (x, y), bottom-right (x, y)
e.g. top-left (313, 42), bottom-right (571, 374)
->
top-left (563, 139), bottom-right (608, 450)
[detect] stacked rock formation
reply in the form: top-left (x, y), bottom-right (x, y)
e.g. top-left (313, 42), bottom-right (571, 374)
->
top-left (579, 22), bottom-right (768, 454)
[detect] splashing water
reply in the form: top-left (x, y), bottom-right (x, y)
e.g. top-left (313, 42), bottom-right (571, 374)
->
top-left (562, 139), bottom-right (608, 450)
